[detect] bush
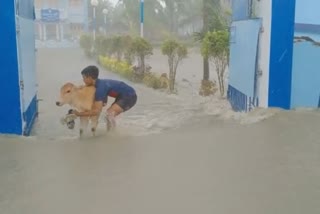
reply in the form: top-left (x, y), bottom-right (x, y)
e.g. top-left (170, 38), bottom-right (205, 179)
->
top-left (142, 73), bottom-right (161, 89)
top-left (122, 35), bottom-right (134, 65)
top-left (161, 39), bottom-right (188, 93)
top-left (129, 37), bottom-right (153, 74)
top-left (99, 56), bottom-right (133, 79)
top-left (85, 35), bottom-right (169, 92)
top-left (201, 30), bottom-right (229, 97)
top-left (94, 35), bottom-right (109, 57)
top-left (199, 80), bottom-right (218, 96)
top-left (80, 34), bottom-right (93, 57)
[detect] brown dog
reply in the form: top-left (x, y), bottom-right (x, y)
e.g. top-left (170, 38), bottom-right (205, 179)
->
top-left (159, 73), bottom-right (169, 89)
top-left (56, 82), bottom-right (99, 137)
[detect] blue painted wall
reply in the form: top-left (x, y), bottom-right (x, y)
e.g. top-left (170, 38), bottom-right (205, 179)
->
top-left (291, 0), bottom-right (320, 108)
top-left (228, 19), bottom-right (261, 112)
top-left (295, 0), bottom-right (320, 25)
top-left (291, 41), bottom-right (320, 108)
top-left (268, 0), bottom-right (296, 109)
top-left (232, 0), bottom-right (250, 21)
top-left (0, 1), bottom-right (23, 134)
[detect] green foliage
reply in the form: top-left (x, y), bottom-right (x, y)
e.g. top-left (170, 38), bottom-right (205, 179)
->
top-left (121, 35), bottom-right (134, 64)
top-left (201, 30), bottom-right (229, 97)
top-left (201, 30), bottom-right (229, 58)
top-left (161, 39), bottom-right (188, 58)
top-left (129, 37), bottom-right (153, 74)
top-left (199, 80), bottom-right (218, 96)
top-left (143, 73), bottom-right (161, 89)
top-left (129, 37), bottom-right (153, 59)
top-left (161, 39), bottom-right (188, 92)
top-left (79, 34), bottom-right (93, 57)
top-left (99, 56), bottom-right (133, 79)
top-left (94, 35), bottom-right (108, 56)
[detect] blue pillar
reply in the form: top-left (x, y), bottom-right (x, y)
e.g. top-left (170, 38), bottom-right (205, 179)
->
top-left (0, 1), bottom-right (23, 135)
top-left (140, 0), bottom-right (144, 37)
top-left (268, 0), bottom-right (296, 109)
top-left (83, 0), bottom-right (89, 32)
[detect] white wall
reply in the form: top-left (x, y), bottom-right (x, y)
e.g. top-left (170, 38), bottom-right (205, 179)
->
top-left (254, 0), bottom-right (272, 108)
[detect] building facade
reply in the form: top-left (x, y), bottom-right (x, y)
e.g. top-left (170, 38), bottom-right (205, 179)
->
top-left (34, 0), bottom-right (88, 41)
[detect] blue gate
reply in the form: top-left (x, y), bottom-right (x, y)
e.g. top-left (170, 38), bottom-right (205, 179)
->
top-left (16, 0), bottom-right (38, 135)
top-left (227, 19), bottom-right (261, 112)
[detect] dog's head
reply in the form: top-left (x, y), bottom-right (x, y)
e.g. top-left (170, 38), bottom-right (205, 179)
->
top-left (56, 82), bottom-right (75, 107)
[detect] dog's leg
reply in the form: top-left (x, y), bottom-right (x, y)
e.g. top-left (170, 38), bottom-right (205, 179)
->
top-left (79, 116), bottom-right (89, 137)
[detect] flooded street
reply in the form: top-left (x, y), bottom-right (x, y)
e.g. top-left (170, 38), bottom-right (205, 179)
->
top-left (0, 48), bottom-right (320, 214)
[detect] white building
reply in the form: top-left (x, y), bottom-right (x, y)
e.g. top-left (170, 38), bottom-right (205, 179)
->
top-left (34, 0), bottom-right (89, 41)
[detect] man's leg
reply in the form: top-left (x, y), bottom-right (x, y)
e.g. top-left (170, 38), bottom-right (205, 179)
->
top-left (106, 103), bottom-right (123, 131)
top-left (105, 95), bottom-right (137, 131)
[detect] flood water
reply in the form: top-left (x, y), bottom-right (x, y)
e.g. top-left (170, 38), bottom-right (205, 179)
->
top-left (0, 47), bottom-right (319, 214)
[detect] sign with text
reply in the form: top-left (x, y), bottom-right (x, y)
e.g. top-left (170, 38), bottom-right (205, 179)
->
top-left (41, 8), bottom-right (60, 22)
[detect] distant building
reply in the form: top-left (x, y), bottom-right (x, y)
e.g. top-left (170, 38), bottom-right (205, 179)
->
top-left (34, 0), bottom-right (89, 41)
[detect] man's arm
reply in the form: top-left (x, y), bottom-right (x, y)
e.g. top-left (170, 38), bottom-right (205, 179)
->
top-left (72, 101), bottom-right (103, 117)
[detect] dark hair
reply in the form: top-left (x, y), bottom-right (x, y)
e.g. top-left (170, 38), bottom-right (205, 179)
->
top-left (81, 65), bottom-right (99, 79)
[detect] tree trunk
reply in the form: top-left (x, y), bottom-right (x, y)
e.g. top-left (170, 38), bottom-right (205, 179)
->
top-left (140, 56), bottom-right (145, 75)
top-left (203, 57), bottom-right (210, 80)
top-left (202, 0), bottom-right (210, 82)
top-left (169, 71), bottom-right (174, 92)
top-left (168, 58), bottom-right (175, 92)
top-left (172, 59), bottom-right (180, 92)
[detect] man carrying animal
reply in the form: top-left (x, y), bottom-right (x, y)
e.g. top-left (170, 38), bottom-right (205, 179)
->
top-left (71, 65), bottom-right (137, 131)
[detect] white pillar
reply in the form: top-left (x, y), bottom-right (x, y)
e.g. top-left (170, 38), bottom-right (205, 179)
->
top-left (43, 24), bottom-right (47, 41)
top-left (93, 7), bottom-right (96, 41)
top-left (38, 23), bottom-right (43, 40)
top-left (56, 23), bottom-right (60, 41)
top-left (60, 23), bottom-right (64, 41)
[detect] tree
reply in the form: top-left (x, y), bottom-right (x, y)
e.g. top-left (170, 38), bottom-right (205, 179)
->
top-left (161, 39), bottom-right (188, 93)
top-left (129, 37), bottom-right (153, 74)
top-left (193, 0), bottom-right (231, 96)
top-left (201, 30), bottom-right (229, 97)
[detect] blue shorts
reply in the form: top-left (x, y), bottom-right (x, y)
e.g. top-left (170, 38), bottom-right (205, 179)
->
top-left (112, 94), bottom-right (137, 112)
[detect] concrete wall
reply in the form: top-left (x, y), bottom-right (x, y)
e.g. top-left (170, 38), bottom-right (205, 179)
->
top-left (254, 0), bottom-right (272, 108)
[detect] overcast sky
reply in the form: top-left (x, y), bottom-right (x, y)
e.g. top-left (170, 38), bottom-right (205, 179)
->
top-left (109, 0), bottom-right (118, 6)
